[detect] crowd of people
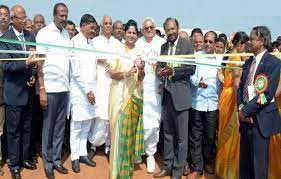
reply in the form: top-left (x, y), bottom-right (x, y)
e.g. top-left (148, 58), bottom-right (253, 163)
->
top-left (0, 2), bottom-right (281, 179)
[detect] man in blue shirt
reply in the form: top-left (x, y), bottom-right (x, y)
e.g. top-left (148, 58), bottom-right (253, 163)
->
top-left (188, 31), bottom-right (220, 178)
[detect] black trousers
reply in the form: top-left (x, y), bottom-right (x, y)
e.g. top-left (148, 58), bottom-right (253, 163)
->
top-left (189, 108), bottom-right (218, 173)
top-left (6, 97), bottom-right (33, 170)
top-left (41, 92), bottom-right (68, 171)
top-left (239, 120), bottom-right (269, 179)
top-left (162, 91), bottom-right (189, 178)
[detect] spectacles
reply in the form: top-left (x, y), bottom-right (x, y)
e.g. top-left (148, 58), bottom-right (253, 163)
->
top-left (204, 40), bottom-right (214, 44)
top-left (144, 26), bottom-right (154, 31)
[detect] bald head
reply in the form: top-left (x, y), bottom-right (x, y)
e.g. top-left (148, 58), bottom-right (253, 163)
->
top-left (179, 31), bottom-right (189, 40)
top-left (10, 5), bottom-right (27, 32)
top-left (11, 5), bottom-right (25, 17)
top-left (101, 15), bottom-right (112, 38)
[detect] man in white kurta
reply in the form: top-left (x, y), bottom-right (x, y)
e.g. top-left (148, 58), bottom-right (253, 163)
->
top-left (135, 18), bottom-right (166, 173)
top-left (88, 15), bottom-right (121, 156)
top-left (69, 14), bottom-right (98, 173)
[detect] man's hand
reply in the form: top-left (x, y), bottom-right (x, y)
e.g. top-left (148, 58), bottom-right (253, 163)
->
top-left (158, 66), bottom-right (173, 77)
top-left (163, 65), bottom-right (173, 76)
top-left (39, 87), bottom-right (48, 108)
top-left (198, 77), bottom-right (208, 88)
top-left (27, 76), bottom-right (36, 87)
top-left (26, 48), bottom-right (41, 66)
top-left (97, 59), bottom-right (109, 67)
top-left (238, 111), bottom-right (253, 123)
top-left (87, 91), bottom-right (95, 105)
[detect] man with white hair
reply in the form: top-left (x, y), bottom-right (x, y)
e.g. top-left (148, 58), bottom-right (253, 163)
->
top-left (135, 17), bottom-right (165, 173)
top-left (88, 15), bottom-right (121, 157)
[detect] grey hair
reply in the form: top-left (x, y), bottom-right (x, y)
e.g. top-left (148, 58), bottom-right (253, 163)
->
top-left (142, 17), bottom-right (155, 28)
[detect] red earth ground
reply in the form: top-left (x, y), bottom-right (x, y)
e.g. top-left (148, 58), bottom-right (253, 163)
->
top-left (1, 149), bottom-right (216, 179)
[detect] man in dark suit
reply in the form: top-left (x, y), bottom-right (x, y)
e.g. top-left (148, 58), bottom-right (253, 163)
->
top-left (0, 4), bottom-right (10, 176)
top-left (153, 17), bottom-right (195, 179)
top-left (0, 5), bottom-right (37, 179)
top-left (237, 26), bottom-right (281, 179)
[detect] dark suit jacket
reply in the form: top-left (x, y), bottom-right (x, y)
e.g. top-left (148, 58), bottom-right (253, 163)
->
top-left (237, 51), bottom-right (281, 137)
top-left (156, 37), bottom-right (195, 111)
top-left (0, 27), bottom-right (36, 106)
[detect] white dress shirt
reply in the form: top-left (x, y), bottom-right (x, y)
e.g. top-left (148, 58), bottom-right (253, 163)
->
top-left (92, 35), bottom-right (121, 120)
top-left (251, 50), bottom-right (267, 84)
top-left (136, 35), bottom-right (166, 129)
top-left (70, 33), bottom-right (98, 121)
top-left (36, 22), bottom-right (71, 93)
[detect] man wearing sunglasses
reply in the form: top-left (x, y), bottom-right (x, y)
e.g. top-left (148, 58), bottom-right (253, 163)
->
top-left (135, 17), bottom-right (165, 173)
top-left (188, 31), bottom-right (220, 178)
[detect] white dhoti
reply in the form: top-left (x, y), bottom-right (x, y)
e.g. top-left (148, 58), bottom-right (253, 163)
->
top-left (144, 128), bottom-right (160, 156)
top-left (143, 63), bottom-right (162, 157)
top-left (88, 118), bottom-right (110, 147)
top-left (70, 119), bottom-right (92, 160)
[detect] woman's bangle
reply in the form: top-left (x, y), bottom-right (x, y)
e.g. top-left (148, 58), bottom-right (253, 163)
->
top-left (39, 86), bottom-right (45, 90)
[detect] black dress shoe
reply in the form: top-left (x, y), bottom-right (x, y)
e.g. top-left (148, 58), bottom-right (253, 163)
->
top-left (87, 148), bottom-right (96, 160)
top-left (23, 160), bottom-right (37, 170)
top-left (79, 156), bottom-right (96, 167)
top-left (10, 169), bottom-right (21, 179)
top-left (72, 159), bottom-right (80, 173)
top-left (153, 169), bottom-right (171, 178)
top-left (54, 163), bottom-right (68, 174)
top-left (44, 169), bottom-right (55, 179)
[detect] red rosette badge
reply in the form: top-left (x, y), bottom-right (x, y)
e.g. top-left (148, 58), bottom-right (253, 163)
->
top-left (254, 73), bottom-right (269, 105)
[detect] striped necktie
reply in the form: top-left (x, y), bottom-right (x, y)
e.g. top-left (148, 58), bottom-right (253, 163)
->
top-left (243, 58), bottom-right (256, 102)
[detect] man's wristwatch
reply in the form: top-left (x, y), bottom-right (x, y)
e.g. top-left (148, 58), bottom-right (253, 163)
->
top-left (238, 104), bottom-right (244, 112)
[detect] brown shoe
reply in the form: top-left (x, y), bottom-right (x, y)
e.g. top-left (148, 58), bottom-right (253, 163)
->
top-left (183, 165), bottom-right (192, 176)
top-left (204, 164), bottom-right (214, 174)
top-left (153, 169), bottom-right (171, 178)
top-left (187, 171), bottom-right (203, 179)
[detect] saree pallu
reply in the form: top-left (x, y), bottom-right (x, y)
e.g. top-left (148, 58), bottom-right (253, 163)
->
top-left (110, 95), bottom-right (144, 179)
top-left (268, 96), bottom-right (281, 179)
top-left (216, 86), bottom-right (240, 179)
top-left (216, 57), bottom-right (240, 179)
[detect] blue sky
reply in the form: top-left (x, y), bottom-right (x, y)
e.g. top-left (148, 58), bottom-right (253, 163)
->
top-left (2, 0), bottom-right (281, 39)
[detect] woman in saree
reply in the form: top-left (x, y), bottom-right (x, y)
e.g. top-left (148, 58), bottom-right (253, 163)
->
top-left (107, 20), bottom-right (145, 179)
top-left (216, 32), bottom-right (249, 179)
top-left (268, 65), bottom-right (281, 179)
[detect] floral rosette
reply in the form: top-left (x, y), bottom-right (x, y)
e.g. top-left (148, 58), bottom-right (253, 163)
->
top-left (254, 73), bottom-right (269, 105)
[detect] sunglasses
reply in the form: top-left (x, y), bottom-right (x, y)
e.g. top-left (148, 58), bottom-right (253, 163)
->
top-left (144, 26), bottom-right (154, 31)
top-left (204, 40), bottom-right (214, 44)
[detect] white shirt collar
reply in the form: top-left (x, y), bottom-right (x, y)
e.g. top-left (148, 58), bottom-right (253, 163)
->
top-left (169, 36), bottom-right (179, 47)
top-left (255, 50), bottom-right (267, 63)
top-left (50, 21), bottom-right (64, 33)
top-left (12, 26), bottom-right (23, 37)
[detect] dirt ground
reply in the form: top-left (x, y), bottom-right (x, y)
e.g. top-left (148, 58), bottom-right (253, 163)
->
top-left (1, 148), bottom-right (216, 179)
